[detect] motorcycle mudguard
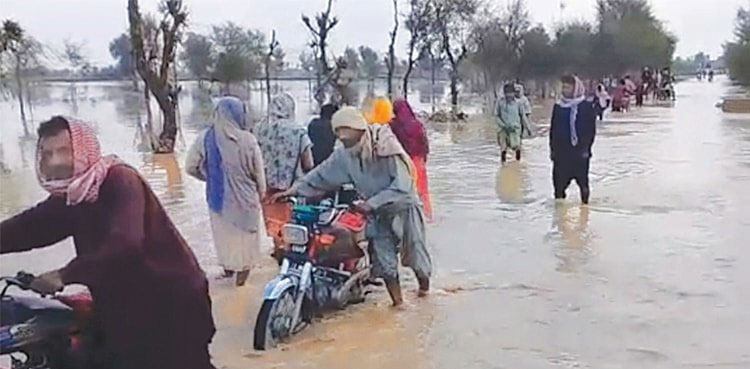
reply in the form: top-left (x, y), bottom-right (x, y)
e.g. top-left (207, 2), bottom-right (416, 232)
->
top-left (262, 275), bottom-right (298, 300)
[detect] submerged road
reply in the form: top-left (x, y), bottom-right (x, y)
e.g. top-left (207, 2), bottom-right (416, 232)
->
top-left (1, 77), bottom-right (748, 368)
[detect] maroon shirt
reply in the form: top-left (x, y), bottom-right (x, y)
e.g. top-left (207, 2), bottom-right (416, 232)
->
top-left (1, 165), bottom-right (215, 367)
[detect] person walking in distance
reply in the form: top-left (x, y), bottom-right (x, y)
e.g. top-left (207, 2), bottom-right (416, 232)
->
top-left (495, 83), bottom-right (527, 163)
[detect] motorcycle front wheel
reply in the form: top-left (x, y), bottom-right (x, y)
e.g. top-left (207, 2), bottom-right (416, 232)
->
top-left (253, 288), bottom-right (297, 350)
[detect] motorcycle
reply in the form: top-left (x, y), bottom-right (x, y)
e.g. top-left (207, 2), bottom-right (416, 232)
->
top-left (253, 188), bottom-right (370, 350)
top-left (0, 272), bottom-right (95, 369)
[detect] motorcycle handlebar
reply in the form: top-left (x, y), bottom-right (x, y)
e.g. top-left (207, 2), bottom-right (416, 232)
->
top-left (0, 272), bottom-right (36, 296)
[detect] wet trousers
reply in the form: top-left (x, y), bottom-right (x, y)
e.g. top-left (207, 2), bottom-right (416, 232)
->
top-left (367, 205), bottom-right (432, 282)
top-left (553, 157), bottom-right (590, 203)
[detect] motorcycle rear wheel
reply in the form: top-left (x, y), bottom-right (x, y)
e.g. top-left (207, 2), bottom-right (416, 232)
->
top-left (253, 288), bottom-right (297, 350)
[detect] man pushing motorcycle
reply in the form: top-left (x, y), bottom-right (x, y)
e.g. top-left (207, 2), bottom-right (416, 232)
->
top-left (0, 116), bottom-right (215, 369)
top-left (269, 106), bottom-right (432, 307)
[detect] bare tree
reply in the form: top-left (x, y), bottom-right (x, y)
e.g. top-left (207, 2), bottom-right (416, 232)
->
top-left (264, 30), bottom-right (280, 107)
top-left (403, 0), bottom-right (434, 99)
top-left (128, 0), bottom-right (186, 153)
top-left (302, 0), bottom-right (338, 106)
top-left (141, 15), bottom-right (161, 149)
top-left (386, 0), bottom-right (398, 98)
top-left (434, 0), bottom-right (479, 113)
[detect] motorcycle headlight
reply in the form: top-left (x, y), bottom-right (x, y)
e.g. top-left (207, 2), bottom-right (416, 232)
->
top-left (282, 224), bottom-right (309, 245)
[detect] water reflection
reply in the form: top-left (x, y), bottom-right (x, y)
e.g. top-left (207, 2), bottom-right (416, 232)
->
top-left (142, 153), bottom-right (185, 200)
top-left (495, 161), bottom-right (528, 203)
top-left (551, 203), bottom-right (592, 273)
top-left (1, 78), bottom-right (749, 368)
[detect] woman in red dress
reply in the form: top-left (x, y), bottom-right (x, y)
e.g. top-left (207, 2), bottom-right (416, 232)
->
top-left (390, 99), bottom-right (433, 220)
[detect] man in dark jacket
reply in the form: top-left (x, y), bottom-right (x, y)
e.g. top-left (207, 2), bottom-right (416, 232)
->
top-left (1, 117), bottom-right (215, 369)
top-left (307, 104), bottom-right (339, 166)
top-left (550, 75), bottom-right (597, 204)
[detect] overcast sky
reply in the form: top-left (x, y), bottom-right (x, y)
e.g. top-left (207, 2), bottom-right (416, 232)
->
top-left (2, 0), bottom-right (746, 67)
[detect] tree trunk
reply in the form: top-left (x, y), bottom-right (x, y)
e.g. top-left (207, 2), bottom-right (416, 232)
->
top-left (386, 64), bottom-right (394, 99)
top-left (319, 45), bottom-right (329, 84)
top-left (130, 48), bottom-right (139, 91)
top-left (155, 91), bottom-right (177, 153)
top-left (402, 63), bottom-right (413, 100)
top-left (265, 63), bottom-right (272, 108)
top-left (450, 70), bottom-right (459, 114)
top-left (430, 55), bottom-right (437, 114)
top-left (308, 79), bottom-right (313, 106)
top-left (25, 81), bottom-right (34, 125)
top-left (70, 82), bottom-right (79, 115)
top-left (387, 0), bottom-right (398, 98)
top-left (159, 107), bottom-right (177, 152)
top-left (14, 60), bottom-right (28, 136)
top-left (127, 0), bottom-right (184, 154)
top-left (143, 83), bottom-right (156, 150)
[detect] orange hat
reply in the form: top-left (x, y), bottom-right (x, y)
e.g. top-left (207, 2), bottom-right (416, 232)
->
top-left (366, 97), bottom-right (394, 125)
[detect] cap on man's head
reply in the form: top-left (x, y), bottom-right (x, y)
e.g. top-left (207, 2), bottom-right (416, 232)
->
top-left (331, 106), bottom-right (368, 132)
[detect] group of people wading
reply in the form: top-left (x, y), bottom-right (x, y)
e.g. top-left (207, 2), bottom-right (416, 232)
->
top-left (0, 90), bottom-right (435, 367)
top-left (0, 68), bottom-right (646, 366)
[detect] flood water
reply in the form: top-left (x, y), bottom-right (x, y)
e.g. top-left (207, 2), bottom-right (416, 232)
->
top-left (1, 77), bottom-right (749, 368)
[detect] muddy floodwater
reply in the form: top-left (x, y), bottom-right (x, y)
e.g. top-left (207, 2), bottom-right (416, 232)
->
top-left (1, 78), bottom-right (749, 368)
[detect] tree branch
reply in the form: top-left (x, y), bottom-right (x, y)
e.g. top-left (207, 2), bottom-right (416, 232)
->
top-left (302, 16), bottom-right (321, 37)
top-left (324, 0), bottom-right (334, 19)
top-left (159, 1), bottom-right (186, 86)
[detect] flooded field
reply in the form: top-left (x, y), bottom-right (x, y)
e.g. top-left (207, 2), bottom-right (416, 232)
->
top-left (1, 77), bottom-right (749, 368)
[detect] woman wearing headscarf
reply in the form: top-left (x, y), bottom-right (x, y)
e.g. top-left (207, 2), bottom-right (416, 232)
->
top-left (391, 98), bottom-right (433, 220)
top-left (2, 116), bottom-right (215, 368)
top-left (256, 93), bottom-right (314, 254)
top-left (366, 97), bottom-right (394, 125)
top-left (186, 96), bottom-right (266, 286)
top-left (257, 93), bottom-right (314, 191)
top-left (549, 75), bottom-right (597, 204)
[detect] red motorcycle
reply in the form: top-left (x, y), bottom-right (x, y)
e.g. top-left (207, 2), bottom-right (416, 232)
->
top-left (0, 272), bottom-right (97, 369)
top-left (254, 189), bottom-right (371, 350)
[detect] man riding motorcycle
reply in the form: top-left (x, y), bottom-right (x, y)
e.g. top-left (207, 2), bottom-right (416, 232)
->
top-left (0, 116), bottom-right (215, 369)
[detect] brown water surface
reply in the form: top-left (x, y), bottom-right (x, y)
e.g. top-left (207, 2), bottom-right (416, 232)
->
top-left (1, 78), bottom-right (749, 368)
